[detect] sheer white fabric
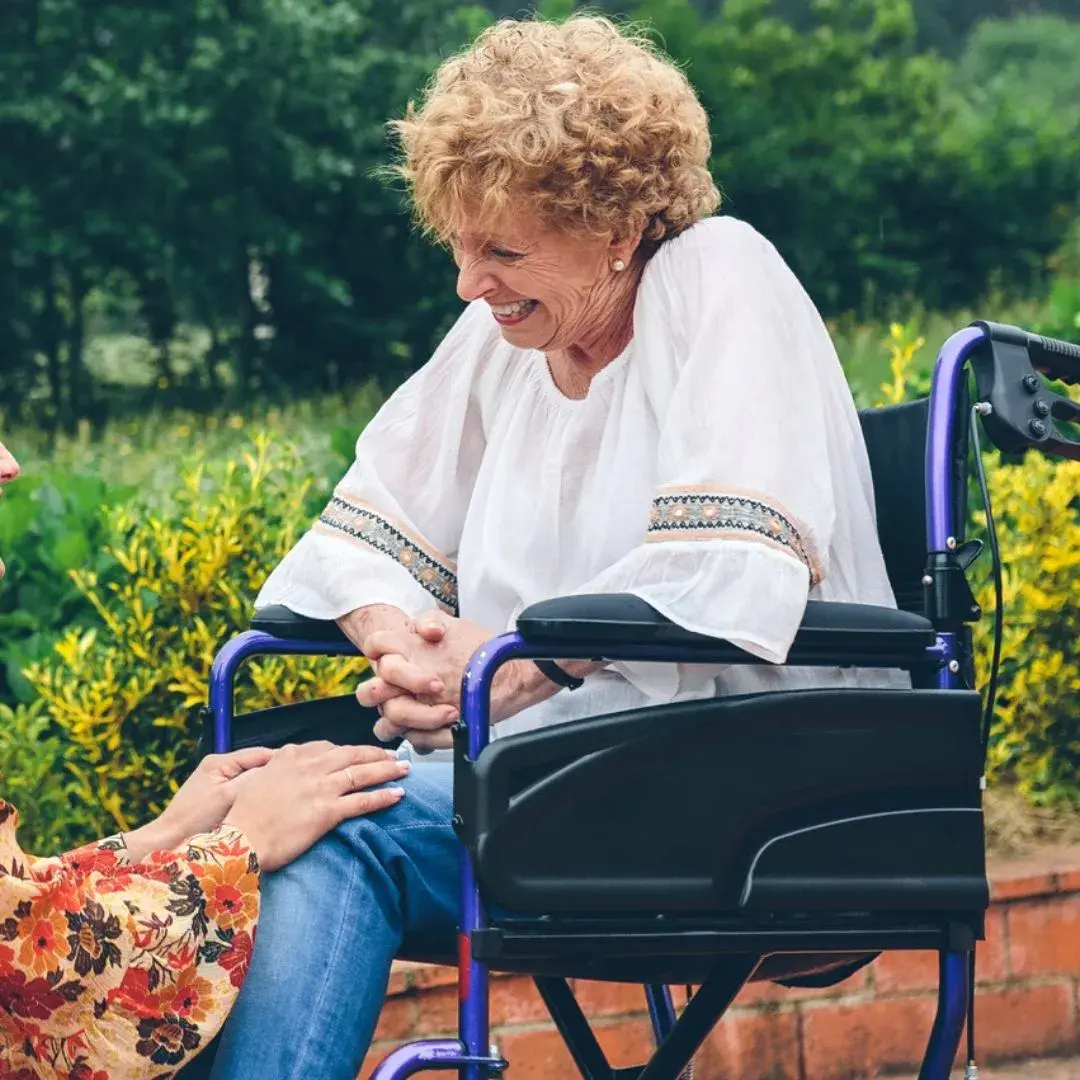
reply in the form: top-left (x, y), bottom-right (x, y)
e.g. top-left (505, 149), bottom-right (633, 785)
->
top-left (257, 216), bottom-right (909, 744)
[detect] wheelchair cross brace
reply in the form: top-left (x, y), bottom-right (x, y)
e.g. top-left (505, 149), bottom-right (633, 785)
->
top-left (206, 322), bottom-right (1079, 1079)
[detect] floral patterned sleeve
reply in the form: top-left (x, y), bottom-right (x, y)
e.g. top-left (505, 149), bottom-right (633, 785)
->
top-left (0, 798), bottom-right (260, 1079)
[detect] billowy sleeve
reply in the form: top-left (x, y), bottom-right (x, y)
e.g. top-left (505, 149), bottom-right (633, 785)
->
top-left (256, 301), bottom-right (497, 620)
top-left (0, 799), bottom-right (259, 1077)
top-left (578, 218), bottom-right (882, 696)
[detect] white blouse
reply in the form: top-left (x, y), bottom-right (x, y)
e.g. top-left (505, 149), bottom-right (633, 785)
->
top-left (257, 216), bottom-right (908, 746)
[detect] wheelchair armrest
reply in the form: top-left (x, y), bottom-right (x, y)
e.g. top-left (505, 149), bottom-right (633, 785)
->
top-left (250, 604), bottom-right (351, 644)
top-left (516, 595), bottom-right (936, 667)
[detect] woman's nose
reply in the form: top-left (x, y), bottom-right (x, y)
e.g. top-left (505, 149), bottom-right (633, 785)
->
top-left (0, 443), bottom-right (20, 482)
top-left (456, 257), bottom-right (498, 303)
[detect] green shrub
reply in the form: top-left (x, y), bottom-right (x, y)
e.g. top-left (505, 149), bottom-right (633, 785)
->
top-left (974, 449), bottom-right (1080, 803)
top-left (0, 467), bottom-right (134, 704)
top-left (0, 700), bottom-right (101, 855)
top-left (23, 433), bottom-right (368, 846)
top-left (885, 319), bottom-right (1080, 803)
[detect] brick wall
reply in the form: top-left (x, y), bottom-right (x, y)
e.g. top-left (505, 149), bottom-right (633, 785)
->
top-left (361, 848), bottom-right (1080, 1079)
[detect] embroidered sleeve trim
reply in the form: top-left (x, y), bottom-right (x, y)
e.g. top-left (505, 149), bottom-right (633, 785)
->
top-left (648, 487), bottom-right (823, 586)
top-left (314, 490), bottom-right (458, 611)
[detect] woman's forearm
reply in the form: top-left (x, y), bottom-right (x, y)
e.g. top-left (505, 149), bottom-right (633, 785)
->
top-left (124, 817), bottom-right (189, 863)
top-left (337, 604), bottom-right (413, 652)
top-left (493, 659), bottom-right (603, 722)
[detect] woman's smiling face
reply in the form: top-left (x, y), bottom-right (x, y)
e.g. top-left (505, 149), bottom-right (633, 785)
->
top-left (450, 209), bottom-right (638, 358)
top-left (0, 441), bottom-right (20, 579)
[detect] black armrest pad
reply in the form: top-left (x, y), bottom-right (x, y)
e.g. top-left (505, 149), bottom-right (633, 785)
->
top-left (517, 595), bottom-right (935, 666)
top-left (250, 604), bottom-right (351, 644)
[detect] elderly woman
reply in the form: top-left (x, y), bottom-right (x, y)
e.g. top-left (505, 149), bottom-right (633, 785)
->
top-left (210, 14), bottom-right (903, 1079)
top-left (0, 440), bottom-right (410, 1079)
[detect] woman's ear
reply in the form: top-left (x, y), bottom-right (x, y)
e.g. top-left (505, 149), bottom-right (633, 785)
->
top-left (608, 224), bottom-right (645, 270)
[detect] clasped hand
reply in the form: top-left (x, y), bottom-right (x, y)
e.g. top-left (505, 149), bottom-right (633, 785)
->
top-left (356, 611), bottom-right (510, 751)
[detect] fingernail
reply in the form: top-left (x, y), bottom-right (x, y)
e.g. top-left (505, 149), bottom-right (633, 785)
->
top-left (430, 679), bottom-right (443, 693)
top-left (398, 760), bottom-right (411, 772)
top-left (446, 709), bottom-right (459, 721)
top-left (389, 787), bottom-right (406, 798)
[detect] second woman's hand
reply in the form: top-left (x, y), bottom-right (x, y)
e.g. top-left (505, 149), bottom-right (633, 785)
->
top-left (223, 742), bottom-right (410, 872)
top-left (125, 746), bottom-right (276, 862)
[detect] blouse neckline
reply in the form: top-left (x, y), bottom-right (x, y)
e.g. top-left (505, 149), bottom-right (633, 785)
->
top-left (530, 342), bottom-right (634, 407)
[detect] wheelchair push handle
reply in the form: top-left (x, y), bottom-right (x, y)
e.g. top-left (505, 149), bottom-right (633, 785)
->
top-left (968, 320), bottom-right (1080, 461)
top-left (1025, 331), bottom-right (1080, 385)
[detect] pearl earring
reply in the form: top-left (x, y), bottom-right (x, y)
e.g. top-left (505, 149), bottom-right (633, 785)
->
top-left (612, 259), bottom-right (626, 272)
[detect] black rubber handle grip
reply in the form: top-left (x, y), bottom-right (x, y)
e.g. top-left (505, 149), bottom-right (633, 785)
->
top-left (1026, 332), bottom-right (1080, 385)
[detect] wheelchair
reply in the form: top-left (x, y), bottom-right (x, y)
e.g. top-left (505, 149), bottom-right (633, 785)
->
top-left (203, 321), bottom-right (1080, 1080)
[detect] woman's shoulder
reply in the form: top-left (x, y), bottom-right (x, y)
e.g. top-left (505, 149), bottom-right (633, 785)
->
top-left (648, 215), bottom-right (777, 279)
top-left (638, 215), bottom-right (804, 328)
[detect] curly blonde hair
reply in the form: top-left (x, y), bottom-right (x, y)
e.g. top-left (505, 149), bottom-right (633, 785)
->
top-left (390, 15), bottom-right (720, 244)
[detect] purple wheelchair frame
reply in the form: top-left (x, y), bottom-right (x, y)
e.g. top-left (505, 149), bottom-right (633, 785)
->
top-left (206, 326), bottom-right (987, 1079)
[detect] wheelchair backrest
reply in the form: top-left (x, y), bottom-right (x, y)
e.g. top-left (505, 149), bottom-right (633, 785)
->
top-left (858, 398), bottom-right (968, 616)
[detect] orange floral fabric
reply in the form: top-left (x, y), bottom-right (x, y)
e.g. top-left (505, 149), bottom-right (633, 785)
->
top-left (0, 800), bottom-right (260, 1079)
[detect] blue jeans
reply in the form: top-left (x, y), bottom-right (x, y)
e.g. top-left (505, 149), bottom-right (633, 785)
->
top-left (210, 761), bottom-right (459, 1080)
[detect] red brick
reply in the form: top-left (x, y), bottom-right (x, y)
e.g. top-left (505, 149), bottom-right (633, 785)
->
top-left (988, 849), bottom-right (1080, 902)
top-left (593, 1018), bottom-right (655, 1069)
top-left (1008, 896), bottom-right (1080, 977)
top-left (873, 913), bottom-right (1008, 995)
top-left (359, 1043), bottom-right (403, 1080)
top-left (491, 976), bottom-right (554, 1027)
top-left (498, 1026), bottom-right (584, 1079)
top-left (740, 962), bottom-right (870, 1006)
top-left (801, 994), bottom-right (938, 1080)
top-left (412, 985), bottom-right (459, 1037)
top-left (406, 962), bottom-right (458, 990)
top-left (977, 907), bottom-right (1011, 984)
top-left (989, 848), bottom-right (1080, 896)
top-left (968, 982), bottom-right (1078, 1061)
top-left (871, 950), bottom-right (940, 995)
top-left (373, 995), bottom-right (415, 1042)
top-left (411, 974), bottom-right (550, 1036)
top-left (571, 980), bottom-right (651, 1018)
top-left (695, 1008), bottom-right (801, 1080)
top-left (1058, 868), bottom-right (1080, 895)
top-left (499, 1018), bottom-right (654, 1078)
top-left (386, 965), bottom-right (412, 997)
top-left (993, 873), bottom-right (1059, 903)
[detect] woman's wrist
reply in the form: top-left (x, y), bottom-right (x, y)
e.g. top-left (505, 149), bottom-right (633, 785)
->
top-left (491, 659), bottom-right (600, 722)
top-left (338, 604), bottom-right (410, 649)
top-left (124, 817), bottom-right (187, 863)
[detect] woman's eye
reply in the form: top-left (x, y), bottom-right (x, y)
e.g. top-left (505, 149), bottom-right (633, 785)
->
top-left (489, 247), bottom-right (524, 261)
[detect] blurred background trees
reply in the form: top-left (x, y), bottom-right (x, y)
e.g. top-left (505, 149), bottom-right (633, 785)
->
top-left (2, 0), bottom-right (1079, 431)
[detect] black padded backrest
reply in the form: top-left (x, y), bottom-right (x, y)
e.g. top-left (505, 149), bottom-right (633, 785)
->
top-left (858, 400), bottom-right (928, 615)
top-left (857, 398), bottom-right (967, 616)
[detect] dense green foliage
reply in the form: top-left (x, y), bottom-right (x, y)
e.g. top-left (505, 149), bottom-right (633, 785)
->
top-left (2, 0), bottom-right (1079, 431)
top-left (0, 0), bottom-right (485, 428)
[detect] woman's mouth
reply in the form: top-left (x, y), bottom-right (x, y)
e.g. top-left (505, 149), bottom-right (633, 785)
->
top-left (490, 299), bottom-right (538, 326)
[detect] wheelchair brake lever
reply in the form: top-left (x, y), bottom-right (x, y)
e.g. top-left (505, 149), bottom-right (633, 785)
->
top-left (955, 539), bottom-right (983, 571)
top-left (969, 320), bottom-right (1080, 461)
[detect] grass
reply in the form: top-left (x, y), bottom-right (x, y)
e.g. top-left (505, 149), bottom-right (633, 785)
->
top-left (985, 785), bottom-right (1080, 859)
top-left (3, 382), bottom-right (384, 498)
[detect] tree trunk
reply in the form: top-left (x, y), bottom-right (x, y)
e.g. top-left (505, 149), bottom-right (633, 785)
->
top-left (65, 265), bottom-right (90, 427)
top-left (40, 259), bottom-right (67, 432)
